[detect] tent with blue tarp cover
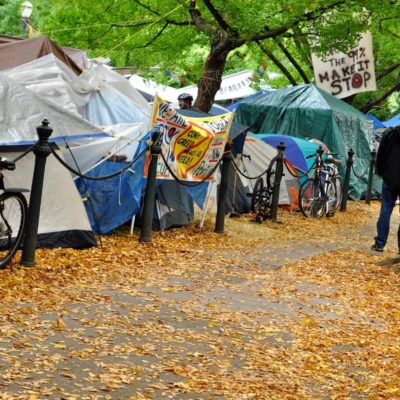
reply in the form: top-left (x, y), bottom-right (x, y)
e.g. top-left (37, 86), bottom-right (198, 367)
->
top-left (75, 138), bottom-right (148, 235)
top-left (235, 84), bottom-right (377, 200)
top-left (77, 110), bottom-right (249, 234)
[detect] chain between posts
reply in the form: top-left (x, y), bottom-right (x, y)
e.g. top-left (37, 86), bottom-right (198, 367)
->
top-left (49, 143), bottom-right (148, 181)
top-left (340, 148), bottom-right (354, 212)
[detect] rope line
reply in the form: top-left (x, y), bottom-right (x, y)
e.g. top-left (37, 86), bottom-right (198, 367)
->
top-left (232, 155), bottom-right (279, 181)
top-left (159, 151), bottom-right (223, 187)
top-left (351, 163), bottom-right (368, 179)
top-left (12, 144), bottom-right (36, 164)
top-left (106, 1), bottom-right (188, 53)
top-left (50, 144), bottom-right (148, 180)
top-left (63, 140), bottom-right (103, 246)
top-left (43, 18), bottom-right (151, 34)
top-left (283, 157), bottom-right (316, 179)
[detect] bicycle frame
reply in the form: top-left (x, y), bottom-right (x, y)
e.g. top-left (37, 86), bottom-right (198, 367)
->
top-left (301, 147), bottom-right (341, 218)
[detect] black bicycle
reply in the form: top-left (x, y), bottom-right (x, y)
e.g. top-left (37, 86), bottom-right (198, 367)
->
top-left (0, 157), bottom-right (28, 268)
top-left (251, 155), bottom-right (278, 222)
top-left (299, 147), bottom-right (342, 218)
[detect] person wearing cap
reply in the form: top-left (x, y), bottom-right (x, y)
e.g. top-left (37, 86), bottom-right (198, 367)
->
top-left (178, 93), bottom-right (193, 110)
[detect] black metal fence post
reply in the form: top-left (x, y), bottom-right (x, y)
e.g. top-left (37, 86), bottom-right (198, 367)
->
top-left (215, 141), bottom-right (232, 234)
top-left (21, 119), bottom-right (53, 267)
top-left (270, 142), bottom-right (286, 222)
top-left (139, 129), bottom-right (161, 243)
top-left (340, 148), bottom-right (354, 212)
top-left (365, 150), bottom-right (377, 205)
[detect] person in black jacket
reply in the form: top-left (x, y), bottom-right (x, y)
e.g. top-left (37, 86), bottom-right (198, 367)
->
top-left (371, 125), bottom-right (400, 253)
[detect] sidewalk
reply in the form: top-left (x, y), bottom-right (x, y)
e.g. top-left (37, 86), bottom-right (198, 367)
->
top-left (0, 201), bottom-right (399, 399)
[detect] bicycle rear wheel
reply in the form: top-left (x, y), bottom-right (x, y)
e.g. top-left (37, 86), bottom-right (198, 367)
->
top-left (251, 177), bottom-right (264, 213)
top-left (0, 192), bottom-right (27, 269)
top-left (299, 178), bottom-right (326, 218)
top-left (266, 156), bottom-right (278, 189)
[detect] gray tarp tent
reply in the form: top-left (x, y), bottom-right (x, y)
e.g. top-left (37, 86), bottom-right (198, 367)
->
top-left (235, 84), bottom-right (376, 199)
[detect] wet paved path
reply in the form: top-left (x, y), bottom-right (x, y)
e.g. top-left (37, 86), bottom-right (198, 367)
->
top-left (0, 202), bottom-right (399, 399)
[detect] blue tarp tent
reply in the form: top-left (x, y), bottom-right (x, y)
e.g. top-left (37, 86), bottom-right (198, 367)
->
top-left (368, 113), bottom-right (387, 129)
top-left (75, 139), bottom-right (148, 234)
top-left (384, 114), bottom-right (400, 128)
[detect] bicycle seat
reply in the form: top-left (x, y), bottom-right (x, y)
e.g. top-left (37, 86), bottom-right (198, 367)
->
top-left (326, 155), bottom-right (342, 166)
top-left (0, 158), bottom-right (15, 171)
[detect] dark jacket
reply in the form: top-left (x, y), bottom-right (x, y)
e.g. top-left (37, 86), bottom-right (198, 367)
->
top-left (376, 126), bottom-right (400, 190)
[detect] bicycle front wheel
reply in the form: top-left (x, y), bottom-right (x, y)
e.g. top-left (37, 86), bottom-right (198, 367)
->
top-left (0, 192), bottom-right (27, 269)
top-left (299, 178), bottom-right (326, 218)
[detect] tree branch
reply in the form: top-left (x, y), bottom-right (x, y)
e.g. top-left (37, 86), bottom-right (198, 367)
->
top-left (189, 0), bottom-right (217, 36)
top-left (133, 0), bottom-right (160, 16)
top-left (378, 15), bottom-right (400, 33)
top-left (228, 0), bottom-right (345, 48)
top-left (274, 38), bottom-right (311, 83)
top-left (376, 63), bottom-right (400, 81)
top-left (131, 23), bottom-right (169, 49)
top-left (292, 26), bottom-right (313, 72)
top-left (360, 81), bottom-right (400, 113)
top-left (132, 0), bottom-right (190, 26)
top-left (89, 26), bottom-right (114, 43)
top-left (202, 0), bottom-right (237, 36)
top-left (256, 41), bottom-right (298, 86)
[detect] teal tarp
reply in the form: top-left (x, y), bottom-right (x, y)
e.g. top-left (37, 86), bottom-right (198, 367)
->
top-left (235, 84), bottom-right (377, 199)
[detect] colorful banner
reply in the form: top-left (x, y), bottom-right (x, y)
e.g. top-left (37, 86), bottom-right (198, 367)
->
top-left (146, 95), bottom-right (234, 181)
top-left (311, 31), bottom-right (376, 99)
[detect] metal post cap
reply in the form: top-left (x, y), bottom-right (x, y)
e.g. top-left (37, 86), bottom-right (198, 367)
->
top-left (36, 119), bottom-right (53, 140)
top-left (151, 129), bottom-right (161, 142)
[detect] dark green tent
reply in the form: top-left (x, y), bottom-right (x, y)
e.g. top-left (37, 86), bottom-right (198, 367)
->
top-left (235, 84), bottom-right (378, 199)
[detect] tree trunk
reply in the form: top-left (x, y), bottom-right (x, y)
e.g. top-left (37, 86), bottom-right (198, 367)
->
top-left (194, 31), bottom-right (233, 113)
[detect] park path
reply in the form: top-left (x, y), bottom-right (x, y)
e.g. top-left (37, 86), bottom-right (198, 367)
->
top-left (0, 201), bottom-right (399, 399)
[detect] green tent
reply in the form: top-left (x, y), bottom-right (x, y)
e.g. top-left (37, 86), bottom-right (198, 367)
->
top-left (235, 84), bottom-right (378, 199)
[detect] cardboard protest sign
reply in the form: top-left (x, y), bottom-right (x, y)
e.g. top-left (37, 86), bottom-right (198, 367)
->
top-left (312, 31), bottom-right (376, 99)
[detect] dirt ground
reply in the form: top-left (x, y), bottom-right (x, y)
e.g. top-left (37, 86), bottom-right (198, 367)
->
top-left (0, 201), bottom-right (399, 399)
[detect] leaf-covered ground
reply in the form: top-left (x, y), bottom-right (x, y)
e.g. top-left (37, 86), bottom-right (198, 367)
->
top-left (0, 201), bottom-right (399, 399)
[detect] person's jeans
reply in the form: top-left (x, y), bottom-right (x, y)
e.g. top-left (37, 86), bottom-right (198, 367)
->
top-left (375, 182), bottom-right (400, 250)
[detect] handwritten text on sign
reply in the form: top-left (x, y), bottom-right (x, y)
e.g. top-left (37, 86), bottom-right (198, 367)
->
top-left (311, 31), bottom-right (376, 99)
top-left (146, 95), bottom-right (234, 182)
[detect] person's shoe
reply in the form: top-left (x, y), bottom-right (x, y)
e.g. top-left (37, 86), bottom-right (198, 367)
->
top-left (371, 244), bottom-right (384, 252)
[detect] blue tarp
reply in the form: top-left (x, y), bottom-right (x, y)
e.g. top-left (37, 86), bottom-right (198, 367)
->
top-left (75, 140), bottom-right (148, 234)
top-left (367, 113), bottom-right (387, 129)
top-left (384, 114), bottom-right (400, 128)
